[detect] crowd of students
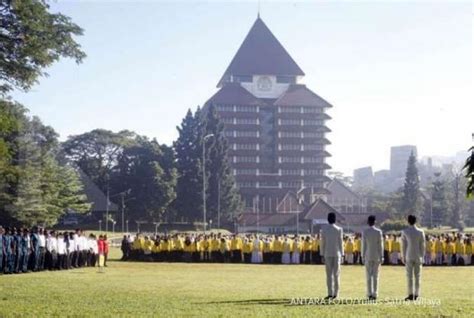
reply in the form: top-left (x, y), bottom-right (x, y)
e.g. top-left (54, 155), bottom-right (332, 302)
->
top-left (121, 232), bottom-right (474, 266)
top-left (0, 226), bottom-right (109, 274)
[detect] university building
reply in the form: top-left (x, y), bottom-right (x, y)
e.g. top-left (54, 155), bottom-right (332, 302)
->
top-left (205, 16), bottom-right (332, 213)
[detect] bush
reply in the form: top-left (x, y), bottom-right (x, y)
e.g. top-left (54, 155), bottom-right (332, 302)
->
top-left (381, 219), bottom-right (406, 232)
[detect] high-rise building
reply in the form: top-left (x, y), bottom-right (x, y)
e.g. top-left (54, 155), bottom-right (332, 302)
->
top-left (390, 145), bottom-right (418, 178)
top-left (205, 17), bottom-right (332, 212)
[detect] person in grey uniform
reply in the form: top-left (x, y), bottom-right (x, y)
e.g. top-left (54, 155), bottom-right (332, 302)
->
top-left (361, 215), bottom-right (384, 300)
top-left (401, 215), bottom-right (426, 301)
top-left (320, 212), bottom-right (344, 299)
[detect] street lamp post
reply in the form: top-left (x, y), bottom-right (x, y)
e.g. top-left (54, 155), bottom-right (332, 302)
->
top-left (126, 220), bottom-right (129, 233)
top-left (98, 220), bottom-right (102, 232)
top-left (112, 221), bottom-right (116, 234)
top-left (202, 133), bottom-right (214, 232)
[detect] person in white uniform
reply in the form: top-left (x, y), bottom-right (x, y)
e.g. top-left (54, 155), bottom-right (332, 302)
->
top-left (401, 215), bottom-right (426, 301)
top-left (320, 212), bottom-right (344, 299)
top-left (361, 215), bottom-right (384, 300)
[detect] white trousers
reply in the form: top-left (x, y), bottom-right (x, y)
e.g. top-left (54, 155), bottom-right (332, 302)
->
top-left (405, 260), bottom-right (422, 296)
top-left (325, 256), bottom-right (341, 297)
top-left (365, 260), bottom-right (381, 298)
top-left (435, 252), bottom-right (443, 265)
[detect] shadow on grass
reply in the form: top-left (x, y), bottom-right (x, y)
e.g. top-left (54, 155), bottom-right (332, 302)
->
top-left (199, 298), bottom-right (394, 306)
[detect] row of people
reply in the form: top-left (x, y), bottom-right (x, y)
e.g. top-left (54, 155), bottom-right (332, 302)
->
top-left (121, 231), bottom-right (473, 266)
top-left (0, 226), bottom-right (109, 274)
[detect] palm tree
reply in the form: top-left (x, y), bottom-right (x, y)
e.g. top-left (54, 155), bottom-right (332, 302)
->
top-left (465, 144), bottom-right (474, 198)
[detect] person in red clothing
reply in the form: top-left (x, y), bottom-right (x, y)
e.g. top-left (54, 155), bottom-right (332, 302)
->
top-left (103, 235), bottom-right (109, 267)
top-left (97, 235), bottom-right (105, 272)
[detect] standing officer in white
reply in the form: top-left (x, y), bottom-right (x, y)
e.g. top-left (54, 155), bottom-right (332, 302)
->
top-left (361, 215), bottom-right (384, 300)
top-left (320, 212), bottom-right (344, 299)
top-left (401, 215), bottom-right (426, 301)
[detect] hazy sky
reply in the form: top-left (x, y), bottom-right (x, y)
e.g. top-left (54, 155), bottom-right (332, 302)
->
top-left (12, 0), bottom-right (473, 175)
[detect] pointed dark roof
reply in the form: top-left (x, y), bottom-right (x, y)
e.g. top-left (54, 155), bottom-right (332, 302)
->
top-left (327, 179), bottom-right (361, 201)
top-left (206, 83), bottom-right (262, 106)
top-left (303, 199), bottom-right (345, 221)
top-left (274, 85), bottom-right (333, 108)
top-left (218, 17), bottom-right (304, 87)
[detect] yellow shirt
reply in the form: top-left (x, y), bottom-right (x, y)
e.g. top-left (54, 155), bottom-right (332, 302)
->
top-left (345, 241), bottom-right (354, 254)
top-left (132, 238), bottom-right (141, 250)
top-left (263, 241), bottom-right (272, 253)
top-left (273, 239), bottom-right (283, 253)
top-left (230, 238), bottom-right (242, 250)
top-left (446, 243), bottom-right (455, 254)
top-left (435, 240), bottom-right (443, 253)
top-left (466, 244), bottom-right (473, 255)
top-left (392, 240), bottom-right (401, 253)
top-left (311, 239), bottom-right (320, 252)
top-left (455, 241), bottom-right (465, 255)
top-left (302, 240), bottom-right (311, 252)
top-left (160, 240), bottom-right (169, 252)
top-left (292, 241), bottom-right (301, 253)
top-left (210, 238), bottom-right (220, 252)
top-left (354, 238), bottom-right (361, 252)
top-left (384, 239), bottom-right (392, 252)
top-left (243, 242), bottom-right (252, 253)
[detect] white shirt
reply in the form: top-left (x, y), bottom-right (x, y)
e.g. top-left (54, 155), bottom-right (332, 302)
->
top-left (401, 225), bottom-right (426, 263)
top-left (362, 226), bottom-right (384, 262)
top-left (46, 237), bottom-right (58, 252)
top-left (57, 238), bottom-right (66, 255)
top-left (38, 234), bottom-right (46, 248)
top-left (320, 223), bottom-right (344, 258)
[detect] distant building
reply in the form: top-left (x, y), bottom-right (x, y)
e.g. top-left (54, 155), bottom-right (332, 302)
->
top-left (326, 179), bottom-right (367, 213)
top-left (353, 166), bottom-right (374, 190)
top-left (390, 145), bottom-right (417, 179)
top-left (205, 16), bottom-right (332, 212)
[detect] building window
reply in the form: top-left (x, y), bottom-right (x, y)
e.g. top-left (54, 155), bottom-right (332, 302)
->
top-left (302, 107), bottom-right (322, 114)
top-left (280, 106), bottom-right (301, 113)
top-left (235, 169), bottom-right (258, 175)
top-left (236, 131), bottom-right (258, 137)
top-left (280, 131), bottom-right (301, 138)
top-left (280, 144), bottom-right (301, 151)
top-left (235, 143), bottom-right (259, 150)
top-left (236, 118), bottom-right (258, 125)
top-left (280, 119), bottom-right (300, 125)
top-left (259, 181), bottom-right (279, 188)
top-left (224, 130), bottom-right (234, 137)
top-left (282, 181), bottom-right (301, 188)
top-left (281, 157), bottom-right (301, 163)
top-left (303, 132), bottom-right (323, 138)
top-left (304, 182), bottom-right (323, 188)
top-left (281, 169), bottom-right (300, 175)
top-left (304, 169), bottom-right (323, 175)
top-left (221, 117), bottom-right (234, 124)
top-left (235, 156), bottom-right (258, 163)
top-left (217, 105), bottom-right (234, 112)
top-left (236, 105), bottom-right (257, 112)
top-left (303, 157), bottom-right (323, 163)
top-left (303, 119), bottom-right (323, 126)
top-left (303, 144), bottom-right (324, 151)
top-left (237, 182), bottom-right (255, 188)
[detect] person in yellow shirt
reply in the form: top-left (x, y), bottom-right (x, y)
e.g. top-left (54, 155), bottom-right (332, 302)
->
top-left (160, 237), bottom-right (170, 262)
top-left (152, 238), bottom-right (161, 261)
top-left (391, 235), bottom-right (401, 265)
top-left (434, 236), bottom-right (444, 265)
top-left (455, 236), bottom-right (465, 265)
top-left (344, 237), bottom-right (354, 264)
top-left (272, 235), bottom-right (283, 264)
top-left (465, 239), bottom-right (472, 265)
top-left (242, 237), bottom-right (252, 263)
top-left (446, 237), bottom-right (455, 265)
top-left (143, 236), bottom-right (153, 260)
top-left (262, 237), bottom-right (272, 264)
top-left (424, 236), bottom-right (434, 265)
top-left (210, 234), bottom-right (220, 262)
top-left (302, 236), bottom-right (311, 264)
top-left (230, 235), bottom-right (243, 263)
top-left (354, 234), bottom-right (362, 264)
top-left (383, 235), bottom-right (391, 265)
top-left (201, 235), bottom-right (210, 262)
top-left (282, 236), bottom-right (291, 264)
top-left (220, 237), bottom-right (230, 263)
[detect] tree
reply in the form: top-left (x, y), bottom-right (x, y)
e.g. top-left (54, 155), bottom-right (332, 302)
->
top-left (61, 129), bottom-right (136, 192)
top-left (431, 172), bottom-right (449, 227)
top-left (113, 137), bottom-right (177, 221)
top-left (465, 145), bottom-right (474, 198)
top-left (0, 100), bottom-right (89, 226)
top-left (401, 151), bottom-right (421, 216)
top-left (202, 104), bottom-right (242, 226)
top-left (173, 108), bottom-right (204, 222)
top-left (0, 0), bottom-right (86, 95)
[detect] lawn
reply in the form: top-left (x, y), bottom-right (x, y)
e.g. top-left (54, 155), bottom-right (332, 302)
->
top-left (1, 249), bottom-right (473, 317)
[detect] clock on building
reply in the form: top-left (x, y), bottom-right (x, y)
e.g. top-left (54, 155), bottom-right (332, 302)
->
top-left (257, 76), bottom-right (272, 91)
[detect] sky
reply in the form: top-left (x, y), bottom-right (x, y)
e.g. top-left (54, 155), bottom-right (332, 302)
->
top-left (11, 0), bottom-right (473, 175)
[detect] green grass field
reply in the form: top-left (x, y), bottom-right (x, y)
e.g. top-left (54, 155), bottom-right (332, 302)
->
top-left (1, 249), bottom-right (473, 317)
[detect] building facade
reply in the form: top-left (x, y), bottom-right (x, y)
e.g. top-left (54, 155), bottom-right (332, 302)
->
top-left (205, 17), bottom-right (332, 211)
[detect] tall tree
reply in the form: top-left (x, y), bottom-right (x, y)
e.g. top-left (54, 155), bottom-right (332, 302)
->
top-left (431, 172), bottom-right (449, 226)
top-left (173, 109), bottom-right (204, 222)
top-left (401, 151), bottom-right (421, 216)
top-left (202, 104), bottom-right (242, 226)
top-left (0, 0), bottom-right (86, 95)
top-left (113, 137), bottom-right (177, 221)
top-left (465, 145), bottom-right (474, 198)
top-left (61, 129), bottom-right (136, 192)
